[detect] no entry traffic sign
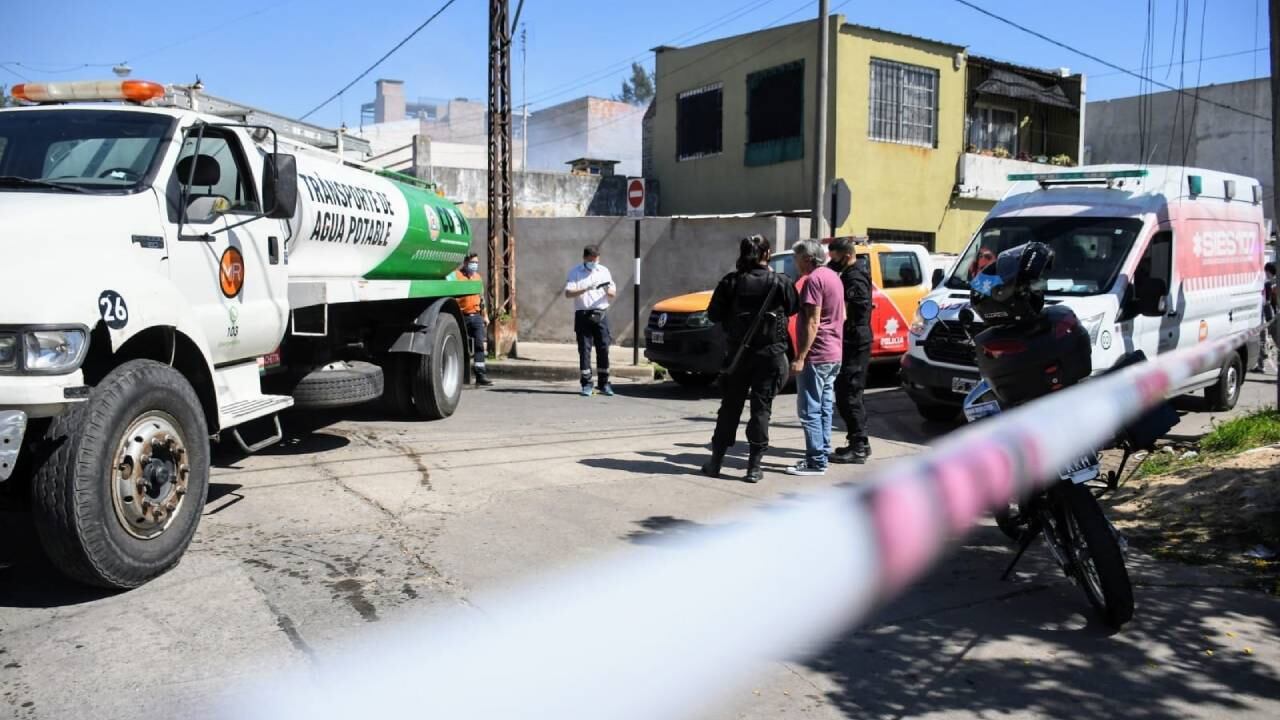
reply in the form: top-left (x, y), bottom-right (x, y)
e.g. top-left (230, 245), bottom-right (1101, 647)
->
top-left (626, 177), bottom-right (645, 218)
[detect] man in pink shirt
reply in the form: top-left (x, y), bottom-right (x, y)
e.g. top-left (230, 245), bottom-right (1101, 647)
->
top-left (787, 239), bottom-right (845, 476)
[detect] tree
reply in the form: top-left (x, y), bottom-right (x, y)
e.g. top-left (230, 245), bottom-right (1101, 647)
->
top-left (615, 63), bottom-right (655, 105)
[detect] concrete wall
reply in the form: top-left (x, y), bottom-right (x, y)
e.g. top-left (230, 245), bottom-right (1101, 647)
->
top-left (1084, 78), bottom-right (1272, 217)
top-left (465, 216), bottom-right (812, 343)
top-left (421, 166), bottom-right (656, 218)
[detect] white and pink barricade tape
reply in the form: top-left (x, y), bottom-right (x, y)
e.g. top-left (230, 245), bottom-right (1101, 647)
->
top-left (222, 325), bottom-right (1268, 720)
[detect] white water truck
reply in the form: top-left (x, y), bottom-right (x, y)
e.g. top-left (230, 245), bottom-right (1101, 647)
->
top-left (0, 80), bottom-right (478, 588)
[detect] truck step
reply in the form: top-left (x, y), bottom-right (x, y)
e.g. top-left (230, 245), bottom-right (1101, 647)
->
top-left (214, 360), bottom-right (295, 429)
top-left (220, 395), bottom-right (294, 425)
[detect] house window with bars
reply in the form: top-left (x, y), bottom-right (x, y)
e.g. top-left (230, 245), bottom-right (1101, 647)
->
top-left (676, 82), bottom-right (724, 161)
top-left (868, 58), bottom-right (939, 148)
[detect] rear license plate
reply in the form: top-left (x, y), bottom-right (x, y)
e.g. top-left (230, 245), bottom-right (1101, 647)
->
top-left (951, 377), bottom-right (977, 394)
top-left (650, 331), bottom-right (664, 344)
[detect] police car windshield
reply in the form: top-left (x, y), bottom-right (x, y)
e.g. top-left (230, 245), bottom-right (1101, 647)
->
top-left (947, 217), bottom-right (1144, 296)
top-left (0, 110), bottom-right (173, 193)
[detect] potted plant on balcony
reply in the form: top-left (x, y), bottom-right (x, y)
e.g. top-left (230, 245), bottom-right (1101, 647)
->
top-left (1050, 153), bottom-right (1073, 166)
top-left (992, 146), bottom-right (1011, 159)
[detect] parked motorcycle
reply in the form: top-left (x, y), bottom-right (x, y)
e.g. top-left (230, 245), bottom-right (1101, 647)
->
top-left (924, 241), bottom-right (1172, 629)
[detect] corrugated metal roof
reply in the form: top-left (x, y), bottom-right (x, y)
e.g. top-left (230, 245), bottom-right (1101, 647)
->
top-left (974, 67), bottom-right (1076, 110)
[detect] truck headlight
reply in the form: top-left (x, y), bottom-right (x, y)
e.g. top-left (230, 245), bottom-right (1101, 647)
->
top-left (23, 329), bottom-right (88, 373)
top-left (0, 333), bottom-right (16, 370)
top-left (909, 314), bottom-right (929, 337)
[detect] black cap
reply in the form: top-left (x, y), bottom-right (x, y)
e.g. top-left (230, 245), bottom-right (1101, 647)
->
top-left (583, 244), bottom-right (600, 258)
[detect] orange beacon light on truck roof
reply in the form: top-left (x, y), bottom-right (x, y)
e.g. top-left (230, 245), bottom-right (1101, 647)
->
top-left (11, 80), bottom-right (166, 104)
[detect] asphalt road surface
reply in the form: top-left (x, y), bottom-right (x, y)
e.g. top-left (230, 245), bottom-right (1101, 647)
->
top-left (2, 371), bottom-right (1278, 719)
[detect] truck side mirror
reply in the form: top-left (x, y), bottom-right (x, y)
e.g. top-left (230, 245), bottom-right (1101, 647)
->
top-left (263, 153), bottom-right (298, 220)
top-left (931, 268), bottom-right (944, 289)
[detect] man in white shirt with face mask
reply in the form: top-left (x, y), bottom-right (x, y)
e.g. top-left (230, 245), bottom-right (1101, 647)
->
top-left (564, 244), bottom-right (617, 396)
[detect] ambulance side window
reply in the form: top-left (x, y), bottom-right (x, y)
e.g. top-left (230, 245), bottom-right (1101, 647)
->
top-left (1140, 232), bottom-right (1173, 292)
top-left (175, 128), bottom-right (260, 215)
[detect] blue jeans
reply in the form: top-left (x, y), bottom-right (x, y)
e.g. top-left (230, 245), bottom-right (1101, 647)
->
top-left (797, 362), bottom-right (840, 468)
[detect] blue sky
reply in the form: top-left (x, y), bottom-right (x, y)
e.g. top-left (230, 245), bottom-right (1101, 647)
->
top-left (1, 0), bottom-right (1268, 130)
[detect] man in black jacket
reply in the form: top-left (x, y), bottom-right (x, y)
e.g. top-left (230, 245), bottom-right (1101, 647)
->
top-left (701, 235), bottom-right (800, 483)
top-left (828, 237), bottom-right (873, 464)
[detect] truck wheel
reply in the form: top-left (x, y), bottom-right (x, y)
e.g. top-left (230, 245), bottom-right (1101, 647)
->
top-left (379, 354), bottom-right (414, 417)
top-left (31, 360), bottom-right (209, 589)
top-left (408, 317), bottom-right (465, 420)
top-left (292, 361), bottom-right (385, 409)
top-left (1204, 351), bottom-right (1243, 412)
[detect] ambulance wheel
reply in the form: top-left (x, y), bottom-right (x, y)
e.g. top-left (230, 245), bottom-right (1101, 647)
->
top-left (408, 317), bottom-right (465, 420)
top-left (1204, 351), bottom-right (1243, 412)
top-left (31, 360), bottom-right (209, 589)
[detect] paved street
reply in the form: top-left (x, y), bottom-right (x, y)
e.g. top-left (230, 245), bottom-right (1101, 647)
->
top-left (2, 372), bottom-right (1278, 719)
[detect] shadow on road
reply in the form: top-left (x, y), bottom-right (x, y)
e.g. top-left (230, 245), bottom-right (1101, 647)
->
top-left (806, 540), bottom-right (1280, 719)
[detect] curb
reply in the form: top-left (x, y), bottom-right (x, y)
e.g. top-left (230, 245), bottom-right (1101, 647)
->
top-left (485, 361), bottom-right (655, 383)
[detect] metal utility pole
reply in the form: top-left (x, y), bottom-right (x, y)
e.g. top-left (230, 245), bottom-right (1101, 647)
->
top-left (521, 24), bottom-right (529, 172)
top-left (488, 0), bottom-right (518, 357)
top-left (811, 1), bottom-right (830, 240)
top-left (1270, 0), bottom-right (1279, 408)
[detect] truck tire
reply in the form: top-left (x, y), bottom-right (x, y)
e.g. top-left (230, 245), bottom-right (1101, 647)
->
top-left (31, 360), bottom-right (209, 589)
top-left (408, 316), bottom-right (465, 420)
top-left (379, 354), bottom-right (414, 417)
top-left (1204, 351), bottom-right (1243, 412)
top-left (292, 361), bottom-right (385, 409)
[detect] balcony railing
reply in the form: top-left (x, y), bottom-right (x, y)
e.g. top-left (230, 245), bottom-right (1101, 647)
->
top-left (956, 153), bottom-right (1076, 202)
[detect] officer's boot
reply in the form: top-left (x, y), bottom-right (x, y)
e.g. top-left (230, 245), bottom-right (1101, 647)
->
top-left (744, 446), bottom-right (765, 484)
top-left (474, 362), bottom-right (493, 386)
top-left (701, 445), bottom-right (726, 478)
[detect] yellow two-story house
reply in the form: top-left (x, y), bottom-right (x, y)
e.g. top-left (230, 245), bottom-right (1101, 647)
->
top-left (646, 17), bottom-right (1085, 253)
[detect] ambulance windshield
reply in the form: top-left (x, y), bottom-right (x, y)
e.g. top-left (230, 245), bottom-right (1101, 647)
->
top-left (0, 109), bottom-right (173, 193)
top-left (948, 217), bottom-right (1144, 296)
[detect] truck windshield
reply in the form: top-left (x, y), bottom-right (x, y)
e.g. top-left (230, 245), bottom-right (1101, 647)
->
top-left (0, 110), bottom-right (173, 193)
top-left (946, 217), bottom-right (1144, 296)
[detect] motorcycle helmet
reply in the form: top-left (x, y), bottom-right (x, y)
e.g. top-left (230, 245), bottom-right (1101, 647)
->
top-left (969, 242), bottom-right (1054, 325)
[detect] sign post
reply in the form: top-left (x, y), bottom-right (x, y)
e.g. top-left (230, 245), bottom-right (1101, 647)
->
top-left (627, 178), bottom-right (645, 365)
top-left (824, 177), bottom-right (851, 236)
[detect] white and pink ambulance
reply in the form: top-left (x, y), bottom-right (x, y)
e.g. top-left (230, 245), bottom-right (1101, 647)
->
top-left (903, 165), bottom-right (1267, 422)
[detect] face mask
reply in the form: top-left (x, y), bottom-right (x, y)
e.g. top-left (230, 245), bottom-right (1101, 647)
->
top-left (585, 261), bottom-right (598, 271)
top-left (465, 262), bottom-right (479, 274)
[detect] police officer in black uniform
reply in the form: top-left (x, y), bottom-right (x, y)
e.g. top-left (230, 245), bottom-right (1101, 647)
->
top-left (701, 235), bottom-right (800, 483)
top-left (829, 237), bottom-right (874, 464)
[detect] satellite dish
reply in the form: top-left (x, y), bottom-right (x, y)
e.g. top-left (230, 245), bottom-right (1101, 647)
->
top-left (112, 63), bottom-right (132, 78)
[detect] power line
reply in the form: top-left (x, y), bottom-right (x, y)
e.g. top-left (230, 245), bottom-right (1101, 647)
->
top-left (299, 0), bottom-right (461, 122)
top-left (949, 0), bottom-right (1271, 122)
top-left (519, 0), bottom-right (791, 111)
top-left (446, 0), bottom-right (831, 148)
top-left (1088, 47), bottom-right (1268, 78)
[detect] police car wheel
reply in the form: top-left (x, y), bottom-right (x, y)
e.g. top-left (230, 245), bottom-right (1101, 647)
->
top-left (31, 360), bottom-right (209, 589)
top-left (670, 370), bottom-right (716, 387)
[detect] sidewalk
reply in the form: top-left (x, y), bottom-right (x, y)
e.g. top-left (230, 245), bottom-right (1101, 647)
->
top-left (483, 342), bottom-right (656, 383)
